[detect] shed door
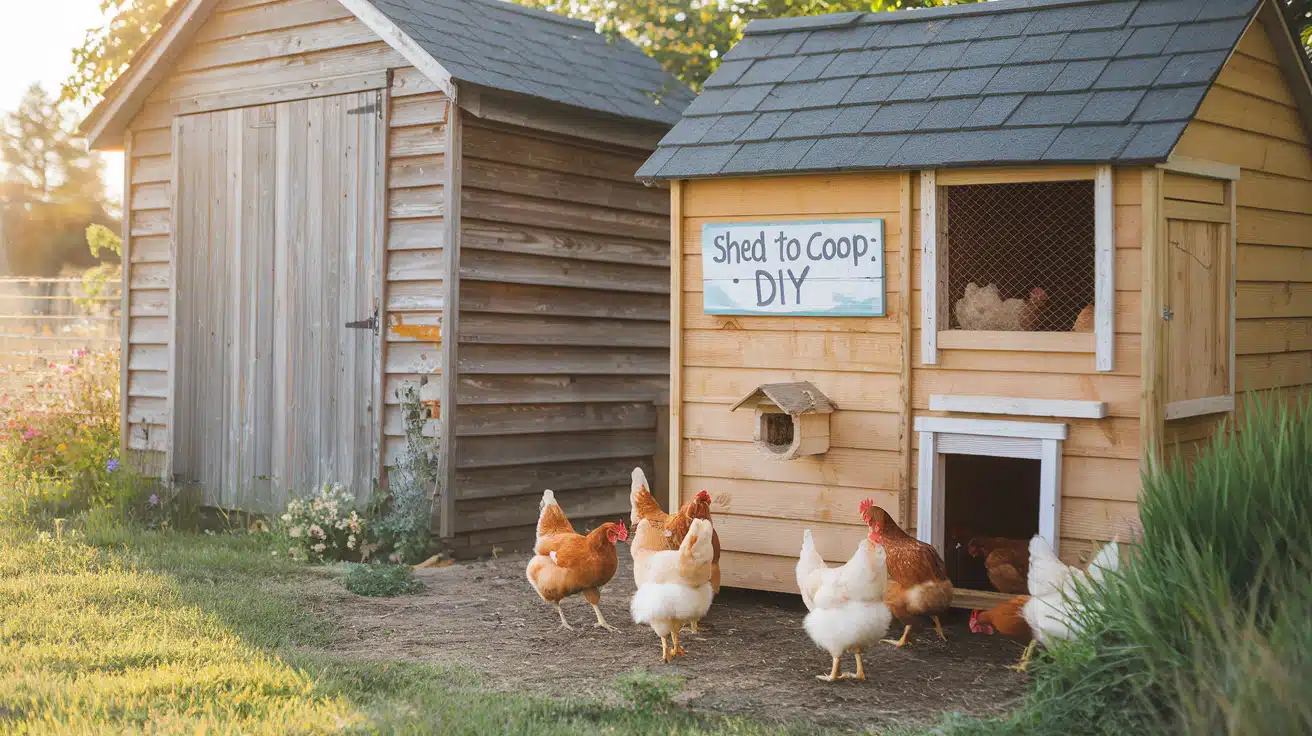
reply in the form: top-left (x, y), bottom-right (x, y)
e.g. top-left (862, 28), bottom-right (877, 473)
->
top-left (172, 92), bottom-right (385, 511)
top-left (1162, 175), bottom-right (1234, 405)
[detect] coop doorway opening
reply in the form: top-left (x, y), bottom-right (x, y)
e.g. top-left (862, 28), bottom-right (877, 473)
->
top-left (943, 454), bottom-right (1041, 593)
top-left (760, 412), bottom-right (794, 453)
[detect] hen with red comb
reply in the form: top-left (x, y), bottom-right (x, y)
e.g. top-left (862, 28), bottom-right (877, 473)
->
top-left (629, 468), bottom-right (722, 618)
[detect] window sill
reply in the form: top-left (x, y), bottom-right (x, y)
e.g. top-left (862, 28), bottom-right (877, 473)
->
top-left (937, 330), bottom-right (1095, 354)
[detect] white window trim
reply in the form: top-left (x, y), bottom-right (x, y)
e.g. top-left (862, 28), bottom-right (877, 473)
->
top-left (929, 394), bottom-right (1109, 419)
top-left (914, 416), bottom-right (1065, 558)
top-left (919, 166), bottom-right (1116, 371)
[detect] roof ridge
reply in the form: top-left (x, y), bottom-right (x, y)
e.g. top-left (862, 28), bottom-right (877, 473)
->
top-left (745, 0), bottom-right (1111, 35)
top-left (456, 0), bottom-right (597, 30)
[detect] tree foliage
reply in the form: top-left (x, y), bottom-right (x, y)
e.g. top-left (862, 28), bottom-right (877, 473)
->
top-left (0, 85), bottom-right (116, 281)
top-left (63, 0), bottom-right (176, 107)
top-left (516, 0), bottom-right (982, 89)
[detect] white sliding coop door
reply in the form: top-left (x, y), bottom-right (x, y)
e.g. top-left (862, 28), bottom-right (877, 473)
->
top-left (171, 92), bottom-right (385, 511)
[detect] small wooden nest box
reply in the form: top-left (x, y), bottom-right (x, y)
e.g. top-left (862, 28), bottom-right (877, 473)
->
top-left (731, 382), bottom-right (835, 460)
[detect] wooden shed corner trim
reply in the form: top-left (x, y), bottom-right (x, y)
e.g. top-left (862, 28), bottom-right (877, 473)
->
top-left (336, 0), bottom-right (457, 100)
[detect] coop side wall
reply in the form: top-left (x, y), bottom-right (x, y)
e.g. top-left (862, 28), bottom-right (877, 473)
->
top-left (121, 0), bottom-right (448, 492)
top-left (1164, 17), bottom-right (1312, 453)
top-left (673, 173), bottom-right (909, 592)
top-left (911, 169), bottom-right (1145, 565)
top-left (441, 114), bottom-right (670, 556)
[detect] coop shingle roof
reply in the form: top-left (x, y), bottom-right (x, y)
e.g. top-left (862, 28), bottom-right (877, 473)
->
top-left (637, 0), bottom-right (1262, 179)
top-left (371, 0), bottom-right (693, 125)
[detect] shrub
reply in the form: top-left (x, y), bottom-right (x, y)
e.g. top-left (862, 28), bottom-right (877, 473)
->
top-left (370, 383), bottom-right (438, 564)
top-left (280, 483), bottom-right (366, 563)
top-left (946, 395), bottom-right (1312, 735)
top-left (615, 670), bottom-right (683, 712)
top-left (342, 563), bottom-right (423, 597)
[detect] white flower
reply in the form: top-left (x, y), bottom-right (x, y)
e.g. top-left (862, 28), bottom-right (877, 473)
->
top-left (309, 524), bottom-right (324, 538)
top-left (289, 526), bottom-right (303, 538)
top-left (280, 513), bottom-right (292, 523)
top-left (335, 519), bottom-right (348, 530)
top-left (346, 535), bottom-right (356, 550)
top-left (312, 543), bottom-right (326, 553)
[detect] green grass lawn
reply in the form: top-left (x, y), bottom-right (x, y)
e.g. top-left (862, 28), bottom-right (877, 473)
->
top-left (0, 520), bottom-right (813, 735)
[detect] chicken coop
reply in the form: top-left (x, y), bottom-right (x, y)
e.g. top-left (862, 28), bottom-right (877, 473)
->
top-left (639, 0), bottom-right (1312, 608)
top-left (85, 0), bottom-right (692, 554)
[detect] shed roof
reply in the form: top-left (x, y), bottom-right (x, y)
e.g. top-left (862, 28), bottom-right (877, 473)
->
top-left (637, 0), bottom-right (1272, 180)
top-left (730, 382), bottom-right (837, 414)
top-left (84, 0), bottom-right (692, 149)
top-left (369, 0), bottom-right (692, 124)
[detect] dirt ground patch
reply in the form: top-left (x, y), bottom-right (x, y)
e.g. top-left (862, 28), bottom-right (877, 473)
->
top-left (303, 551), bottom-right (1028, 732)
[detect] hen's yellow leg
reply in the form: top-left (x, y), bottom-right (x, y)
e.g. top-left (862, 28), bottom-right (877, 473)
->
top-left (882, 624), bottom-right (911, 647)
top-left (590, 603), bottom-right (619, 632)
top-left (933, 616), bottom-right (948, 641)
top-left (839, 651), bottom-right (867, 681)
top-left (670, 628), bottom-right (688, 658)
top-left (816, 656), bottom-right (841, 682)
top-left (553, 603), bottom-right (574, 631)
top-left (1008, 641), bottom-right (1037, 672)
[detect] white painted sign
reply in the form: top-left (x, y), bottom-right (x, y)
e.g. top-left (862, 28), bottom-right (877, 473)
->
top-left (701, 219), bottom-right (886, 316)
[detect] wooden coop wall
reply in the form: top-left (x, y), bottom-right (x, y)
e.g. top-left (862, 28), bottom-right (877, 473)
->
top-left (1161, 17), bottom-right (1312, 457)
top-left (121, 0), bottom-right (448, 497)
top-left (912, 168), bottom-right (1145, 566)
top-left (671, 173), bottom-right (910, 592)
top-left (446, 115), bottom-right (670, 556)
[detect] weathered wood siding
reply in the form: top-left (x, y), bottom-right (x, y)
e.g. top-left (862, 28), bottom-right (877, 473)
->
top-left (447, 115), bottom-right (670, 553)
top-left (675, 173), bottom-right (909, 592)
top-left (122, 0), bottom-right (445, 491)
top-left (911, 168), bottom-right (1145, 568)
top-left (1172, 19), bottom-right (1312, 412)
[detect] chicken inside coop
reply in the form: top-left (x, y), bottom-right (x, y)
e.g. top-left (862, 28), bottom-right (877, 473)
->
top-left (944, 454), bottom-right (1040, 594)
top-left (944, 181), bottom-right (1095, 333)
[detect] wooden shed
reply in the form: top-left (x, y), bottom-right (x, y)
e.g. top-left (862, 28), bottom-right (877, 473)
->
top-left (638, 0), bottom-right (1312, 607)
top-left (85, 0), bottom-right (692, 550)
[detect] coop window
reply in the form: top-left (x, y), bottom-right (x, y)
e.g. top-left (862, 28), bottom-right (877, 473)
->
top-left (946, 181), bottom-right (1094, 333)
top-left (920, 167), bottom-right (1116, 371)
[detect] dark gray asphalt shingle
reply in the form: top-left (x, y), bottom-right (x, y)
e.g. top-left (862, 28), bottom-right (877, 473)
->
top-left (372, 0), bottom-right (691, 125)
top-left (639, 0), bottom-right (1266, 179)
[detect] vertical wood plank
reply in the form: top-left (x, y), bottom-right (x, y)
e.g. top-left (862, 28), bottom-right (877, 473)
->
top-left (920, 169), bottom-right (938, 365)
top-left (1227, 179), bottom-right (1237, 397)
top-left (898, 171), bottom-right (914, 528)
top-left (1039, 438), bottom-right (1062, 548)
top-left (271, 100), bottom-right (294, 500)
top-left (165, 120), bottom-right (182, 483)
top-left (438, 102), bottom-right (462, 538)
top-left (371, 86), bottom-right (390, 499)
top-left (120, 132), bottom-right (134, 462)
top-left (1141, 168), bottom-right (1166, 466)
top-left (668, 179), bottom-right (684, 513)
top-left (916, 430), bottom-right (935, 545)
top-left (1095, 165), bottom-right (1115, 371)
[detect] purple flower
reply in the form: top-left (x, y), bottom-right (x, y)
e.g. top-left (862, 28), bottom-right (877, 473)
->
top-left (106, 459), bottom-right (120, 472)
top-left (148, 494), bottom-right (159, 506)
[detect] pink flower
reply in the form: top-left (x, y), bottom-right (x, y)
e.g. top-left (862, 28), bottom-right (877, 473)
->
top-left (59, 364), bottom-right (76, 376)
top-left (22, 428), bottom-right (38, 441)
top-left (71, 348), bottom-right (88, 360)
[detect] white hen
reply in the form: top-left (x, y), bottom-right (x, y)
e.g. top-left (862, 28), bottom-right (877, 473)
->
top-left (1019, 536), bottom-right (1120, 667)
top-left (795, 529), bottom-right (893, 682)
top-left (630, 517), bottom-right (715, 663)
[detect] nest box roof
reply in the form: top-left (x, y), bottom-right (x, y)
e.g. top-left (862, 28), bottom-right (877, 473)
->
top-left (731, 381), bottom-right (837, 414)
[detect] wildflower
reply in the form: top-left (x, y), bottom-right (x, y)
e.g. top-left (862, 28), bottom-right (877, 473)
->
top-left (22, 428), bottom-right (38, 441)
top-left (106, 459), bottom-right (120, 472)
top-left (309, 524), bottom-right (324, 539)
top-left (288, 526), bottom-right (303, 538)
top-left (71, 348), bottom-right (88, 360)
top-left (149, 494), bottom-right (159, 506)
top-left (271, 551), bottom-right (278, 556)
top-left (56, 443), bottom-right (67, 453)
top-left (161, 520), bottom-right (169, 528)
top-left (347, 535), bottom-right (356, 550)
top-left (59, 364), bottom-right (76, 376)
top-left (312, 543), bottom-right (326, 554)
top-left (335, 519), bottom-right (348, 530)
top-left (280, 513), bottom-right (292, 523)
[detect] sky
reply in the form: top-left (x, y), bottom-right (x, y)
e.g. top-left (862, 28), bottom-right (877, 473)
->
top-left (0, 0), bottom-right (124, 203)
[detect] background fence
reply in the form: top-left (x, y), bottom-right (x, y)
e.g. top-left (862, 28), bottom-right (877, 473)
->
top-left (0, 277), bottom-right (121, 397)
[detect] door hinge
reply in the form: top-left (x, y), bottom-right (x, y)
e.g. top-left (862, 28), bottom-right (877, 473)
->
top-left (1162, 307), bottom-right (1174, 321)
top-left (346, 306), bottom-right (379, 333)
top-left (347, 102), bottom-right (379, 117)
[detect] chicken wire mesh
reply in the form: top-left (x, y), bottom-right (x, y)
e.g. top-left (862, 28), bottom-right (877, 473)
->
top-left (945, 181), bottom-right (1095, 333)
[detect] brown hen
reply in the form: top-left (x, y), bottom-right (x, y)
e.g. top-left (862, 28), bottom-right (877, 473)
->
top-left (861, 500), bottom-right (954, 647)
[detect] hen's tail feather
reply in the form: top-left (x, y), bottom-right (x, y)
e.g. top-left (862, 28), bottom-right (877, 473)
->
top-left (630, 467), bottom-right (665, 524)
top-left (536, 489), bottom-right (575, 540)
top-left (1027, 535), bottom-right (1071, 598)
top-left (1088, 538), bottom-right (1120, 584)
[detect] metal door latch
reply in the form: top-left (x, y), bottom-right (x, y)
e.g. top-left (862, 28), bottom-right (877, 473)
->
top-left (1162, 307), bottom-right (1174, 321)
top-left (346, 307), bottom-right (379, 332)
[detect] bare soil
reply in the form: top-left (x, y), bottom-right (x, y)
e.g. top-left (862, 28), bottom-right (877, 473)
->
top-left (304, 551), bottom-right (1028, 733)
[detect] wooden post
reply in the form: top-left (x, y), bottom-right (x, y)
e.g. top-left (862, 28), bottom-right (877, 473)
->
top-left (919, 170), bottom-right (938, 365)
top-left (120, 132), bottom-right (134, 463)
top-left (437, 100), bottom-right (462, 538)
top-left (1140, 167), bottom-right (1166, 467)
top-left (654, 391), bottom-right (670, 502)
top-left (898, 172), bottom-right (914, 529)
top-left (668, 180), bottom-right (683, 513)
